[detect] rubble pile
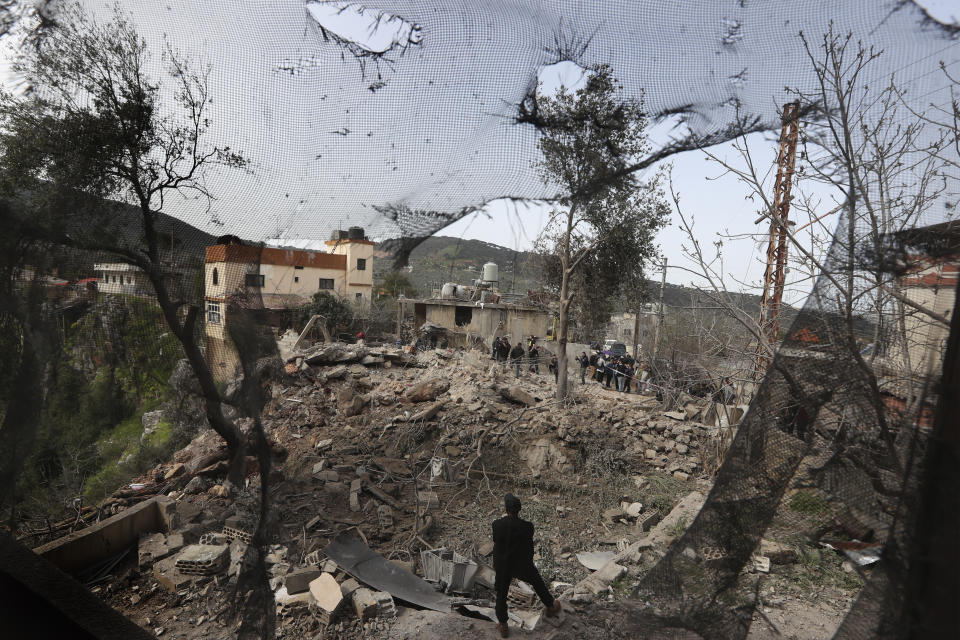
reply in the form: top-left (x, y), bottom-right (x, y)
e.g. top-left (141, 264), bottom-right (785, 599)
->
top-left (72, 345), bottom-right (859, 638)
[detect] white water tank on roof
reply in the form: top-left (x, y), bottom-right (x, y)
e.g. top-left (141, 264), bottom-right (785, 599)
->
top-left (482, 262), bottom-right (499, 285)
top-left (441, 282), bottom-right (457, 298)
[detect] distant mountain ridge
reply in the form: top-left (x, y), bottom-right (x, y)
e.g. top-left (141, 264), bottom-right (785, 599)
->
top-left (374, 235), bottom-right (793, 318)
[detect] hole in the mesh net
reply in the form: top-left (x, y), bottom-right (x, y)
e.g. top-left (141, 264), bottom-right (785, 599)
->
top-left (306, 1), bottom-right (422, 54)
top-left (536, 60), bottom-right (590, 99)
top-left (721, 17), bottom-right (743, 45)
top-left (914, 0), bottom-right (960, 27)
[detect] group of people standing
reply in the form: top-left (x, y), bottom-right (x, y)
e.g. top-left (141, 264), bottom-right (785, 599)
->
top-left (576, 350), bottom-right (650, 394)
top-left (491, 336), bottom-right (560, 382)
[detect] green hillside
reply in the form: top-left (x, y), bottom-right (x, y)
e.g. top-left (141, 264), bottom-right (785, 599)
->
top-left (375, 236), bottom-right (792, 321)
top-left (374, 236), bottom-right (544, 296)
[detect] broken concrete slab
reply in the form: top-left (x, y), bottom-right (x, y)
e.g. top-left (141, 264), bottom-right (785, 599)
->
top-left (285, 568), bottom-right (323, 595)
top-left (578, 562), bottom-right (627, 595)
top-left (153, 555), bottom-right (192, 592)
top-left (309, 573), bottom-right (343, 612)
top-left (576, 551), bottom-right (615, 571)
top-left (646, 491), bottom-right (705, 547)
top-left (174, 544), bottom-right (229, 576)
top-left (163, 463), bottom-right (186, 480)
top-left (35, 496), bottom-right (174, 574)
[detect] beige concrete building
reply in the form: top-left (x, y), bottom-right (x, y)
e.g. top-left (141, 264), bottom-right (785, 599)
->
top-left (400, 297), bottom-right (552, 348)
top-left (94, 263), bottom-right (153, 297)
top-left (885, 223), bottom-right (958, 378)
top-left (203, 229), bottom-right (374, 379)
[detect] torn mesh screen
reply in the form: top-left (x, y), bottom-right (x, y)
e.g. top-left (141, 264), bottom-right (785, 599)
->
top-left (1, 1), bottom-right (958, 639)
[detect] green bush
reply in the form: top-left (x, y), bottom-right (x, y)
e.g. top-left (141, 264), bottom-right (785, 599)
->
top-left (789, 490), bottom-right (831, 516)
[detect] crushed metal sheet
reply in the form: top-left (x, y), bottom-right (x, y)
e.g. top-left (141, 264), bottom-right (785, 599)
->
top-left (323, 531), bottom-right (451, 612)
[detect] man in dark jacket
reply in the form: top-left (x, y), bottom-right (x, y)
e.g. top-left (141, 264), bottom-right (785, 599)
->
top-left (509, 342), bottom-right (525, 378)
top-left (578, 351), bottom-right (589, 384)
top-left (492, 494), bottom-right (559, 637)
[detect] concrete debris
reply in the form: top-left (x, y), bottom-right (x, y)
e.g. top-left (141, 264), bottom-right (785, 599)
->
top-left (635, 508), bottom-right (661, 532)
top-left (499, 386), bottom-right (536, 406)
top-left (417, 490), bottom-right (440, 510)
top-left (163, 463), bottom-right (186, 480)
top-left (138, 532), bottom-right (182, 569)
top-left (274, 585), bottom-right (314, 615)
top-left (522, 438), bottom-right (574, 477)
top-left (351, 587), bottom-right (379, 621)
top-left (404, 378), bottom-right (450, 403)
top-left (175, 544), bottom-right (229, 576)
top-left (349, 478), bottom-right (363, 512)
top-left (285, 568), bottom-right (323, 595)
top-left (373, 591), bottom-right (397, 618)
top-left (207, 484), bottom-right (230, 498)
top-left (645, 491), bottom-right (705, 547)
top-left (420, 547), bottom-right (478, 593)
top-left (752, 555), bottom-right (771, 573)
top-left (182, 476), bottom-right (210, 495)
top-left (376, 504), bottom-right (393, 530)
top-left (309, 572), bottom-right (344, 618)
top-left (576, 551), bottom-right (616, 571)
top-left (223, 515), bottom-right (253, 544)
top-left (760, 539), bottom-right (798, 565)
top-left (153, 555), bottom-right (191, 592)
top-left (339, 577), bottom-right (361, 598)
top-left (67, 341), bottom-right (808, 639)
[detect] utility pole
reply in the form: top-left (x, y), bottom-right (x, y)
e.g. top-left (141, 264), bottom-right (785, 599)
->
top-left (653, 257), bottom-right (667, 361)
top-left (754, 101), bottom-right (800, 379)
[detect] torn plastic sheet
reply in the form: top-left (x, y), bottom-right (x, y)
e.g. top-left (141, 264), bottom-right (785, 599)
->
top-left (821, 541), bottom-right (883, 566)
top-left (306, 1), bottom-right (422, 54)
top-left (323, 531), bottom-right (451, 611)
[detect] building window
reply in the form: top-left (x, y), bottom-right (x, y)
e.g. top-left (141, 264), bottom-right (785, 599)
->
top-left (245, 273), bottom-right (265, 287)
top-left (294, 265), bottom-right (304, 270)
top-left (206, 302), bottom-right (221, 324)
top-left (357, 258), bottom-right (367, 271)
top-left (294, 276), bottom-right (299, 283)
top-left (356, 292), bottom-right (363, 300)
top-left (319, 278), bottom-right (335, 290)
top-left (212, 268), bottom-right (218, 286)
top-left (455, 305), bottom-right (473, 327)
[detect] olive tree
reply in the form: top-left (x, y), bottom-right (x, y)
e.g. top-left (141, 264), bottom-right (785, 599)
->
top-left (533, 65), bottom-right (669, 398)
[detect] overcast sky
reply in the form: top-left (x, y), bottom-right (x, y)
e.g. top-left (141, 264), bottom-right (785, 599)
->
top-left (2, 0), bottom-right (957, 308)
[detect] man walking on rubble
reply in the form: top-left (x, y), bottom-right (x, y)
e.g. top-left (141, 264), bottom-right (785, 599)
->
top-left (493, 494), bottom-right (561, 637)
